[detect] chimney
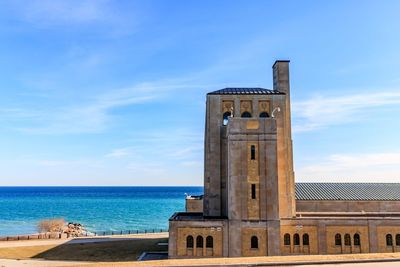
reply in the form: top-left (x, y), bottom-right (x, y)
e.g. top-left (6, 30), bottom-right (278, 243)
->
top-left (272, 60), bottom-right (290, 96)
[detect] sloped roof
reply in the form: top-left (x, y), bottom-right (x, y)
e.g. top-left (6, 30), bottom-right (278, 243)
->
top-left (207, 87), bottom-right (284, 95)
top-left (295, 183), bottom-right (400, 201)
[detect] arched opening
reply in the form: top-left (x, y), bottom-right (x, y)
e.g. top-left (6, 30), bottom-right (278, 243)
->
top-left (223, 111), bottom-right (231, 126)
top-left (387, 234), bottom-right (393, 246)
top-left (196, 235), bottom-right (203, 248)
top-left (206, 236), bottom-right (213, 248)
top-left (354, 233), bottom-right (361, 246)
top-left (303, 234), bottom-right (310, 246)
top-left (294, 233), bottom-right (300, 246)
top-left (284, 233), bottom-right (290, 246)
top-left (396, 234), bottom-right (400, 246)
top-left (344, 234), bottom-right (351, 246)
top-left (251, 236), bottom-right (258, 249)
top-left (335, 234), bottom-right (342, 246)
top-left (241, 111), bottom-right (252, 118)
top-left (259, 112), bottom-right (270, 118)
top-left (186, 235), bottom-right (194, 248)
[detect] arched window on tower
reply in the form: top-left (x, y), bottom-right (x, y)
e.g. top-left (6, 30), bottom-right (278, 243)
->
top-left (206, 236), bottom-right (213, 248)
top-left (186, 235), bottom-right (194, 248)
top-left (335, 234), bottom-right (342, 246)
top-left (387, 234), bottom-right (393, 246)
top-left (294, 233), bottom-right (300, 246)
top-left (196, 236), bottom-right (203, 248)
top-left (259, 112), bottom-right (270, 118)
top-left (251, 236), bottom-right (258, 249)
top-left (303, 234), bottom-right (310, 246)
top-left (396, 234), bottom-right (400, 246)
top-left (344, 234), bottom-right (351, 246)
top-left (354, 233), bottom-right (361, 246)
top-left (241, 111), bottom-right (252, 118)
top-left (284, 233), bottom-right (291, 246)
top-left (223, 111), bottom-right (231, 126)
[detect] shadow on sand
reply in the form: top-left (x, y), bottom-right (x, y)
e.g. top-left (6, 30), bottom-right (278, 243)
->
top-left (32, 236), bottom-right (168, 262)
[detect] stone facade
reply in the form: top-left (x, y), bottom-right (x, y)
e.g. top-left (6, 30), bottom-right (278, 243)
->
top-left (168, 60), bottom-right (400, 258)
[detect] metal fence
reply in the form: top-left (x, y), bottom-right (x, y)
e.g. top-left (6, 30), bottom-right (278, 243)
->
top-left (0, 228), bottom-right (169, 241)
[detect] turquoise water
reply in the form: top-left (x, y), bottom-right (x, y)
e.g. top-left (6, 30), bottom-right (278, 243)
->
top-left (0, 187), bottom-right (203, 236)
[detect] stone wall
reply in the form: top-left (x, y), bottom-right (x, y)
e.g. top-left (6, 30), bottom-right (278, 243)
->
top-left (297, 200), bottom-right (400, 213)
top-left (176, 227), bottom-right (223, 257)
top-left (280, 225), bottom-right (318, 255)
top-left (185, 198), bottom-right (203, 212)
top-left (241, 227), bottom-right (267, 256)
top-left (325, 225), bottom-right (369, 254)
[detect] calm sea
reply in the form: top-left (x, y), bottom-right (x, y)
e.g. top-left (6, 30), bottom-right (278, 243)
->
top-left (0, 186), bottom-right (203, 236)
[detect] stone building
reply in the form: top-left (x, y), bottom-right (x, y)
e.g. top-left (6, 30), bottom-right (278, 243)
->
top-left (168, 60), bottom-right (400, 258)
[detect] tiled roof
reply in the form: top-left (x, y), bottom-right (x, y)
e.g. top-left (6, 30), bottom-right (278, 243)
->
top-left (295, 183), bottom-right (400, 201)
top-left (207, 88), bottom-right (285, 95)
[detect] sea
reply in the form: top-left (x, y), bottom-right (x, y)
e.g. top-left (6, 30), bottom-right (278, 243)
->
top-left (0, 186), bottom-right (203, 236)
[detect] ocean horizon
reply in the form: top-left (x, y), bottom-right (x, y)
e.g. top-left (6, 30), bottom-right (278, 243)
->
top-left (0, 186), bottom-right (203, 236)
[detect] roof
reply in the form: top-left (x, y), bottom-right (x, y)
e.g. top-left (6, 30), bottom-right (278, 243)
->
top-left (295, 183), bottom-right (400, 201)
top-left (207, 87), bottom-right (285, 95)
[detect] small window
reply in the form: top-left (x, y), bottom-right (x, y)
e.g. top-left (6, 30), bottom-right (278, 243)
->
top-left (206, 236), bottom-right (213, 248)
top-left (251, 184), bottom-right (256, 199)
top-left (187, 235), bottom-right (194, 248)
top-left (396, 234), bottom-right (400, 246)
top-left (251, 236), bottom-right (258, 249)
top-left (241, 111), bottom-right (252, 118)
top-left (354, 233), bottom-right (360, 246)
top-left (251, 145), bottom-right (256, 160)
top-left (259, 112), bottom-right (270, 118)
top-left (294, 233), bottom-right (300, 246)
top-left (223, 111), bottom-right (231, 126)
top-left (196, 235), bottom-right (203, 248)
top-left (344, 234), bottom-right (351, 246)
top-left (335, 233), bottom-right (342, 246)
top-left (284, 233), bottom-right (290, 246)
top-left (387, 234), bottom-right (393, 246)
top-left (303, 234), bottom-right (309, 246)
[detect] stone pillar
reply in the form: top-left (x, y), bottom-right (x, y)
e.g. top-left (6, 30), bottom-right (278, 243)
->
top-left (272, 60), bottom-right (296, 218)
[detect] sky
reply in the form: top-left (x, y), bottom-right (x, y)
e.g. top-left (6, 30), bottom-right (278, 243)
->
top-left (0, 0), bottom-right (400, 186)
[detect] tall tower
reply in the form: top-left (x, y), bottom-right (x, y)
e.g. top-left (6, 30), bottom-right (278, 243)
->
top-left (203, 60), bottom-right (295, 220)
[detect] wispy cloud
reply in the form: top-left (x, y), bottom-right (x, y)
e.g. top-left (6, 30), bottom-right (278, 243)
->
top-left (297, 152), bottom-right (400, 182)
top-left (105, 148), bottom-right (132, 158)
top-left (293, 90), bottom-right (400, 132)
top-left (2, 0), bottom-right (142, 36)
top-left (3, 0), bottom-right (111, 26)
top-left (4, 83), bottom-right (162, 134)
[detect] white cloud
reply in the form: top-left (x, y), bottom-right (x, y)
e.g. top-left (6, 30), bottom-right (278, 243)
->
top-left (297, 152), bottom-right (400, 182)
top-left (8, 0), bottom-right (114, 24)
top-left (105, 148), bottom-right (132, 158)
top-left (293, 91), bottom-right (400, 132)
top-left (7, 84), bottom-right (160, 134)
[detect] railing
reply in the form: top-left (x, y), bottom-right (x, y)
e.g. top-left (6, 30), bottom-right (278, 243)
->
top-left (0, 228), bottom-right (169, 241)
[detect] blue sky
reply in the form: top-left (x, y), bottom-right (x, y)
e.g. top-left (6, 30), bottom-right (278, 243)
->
top-left (1, 0), bottom-right (400, 185)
